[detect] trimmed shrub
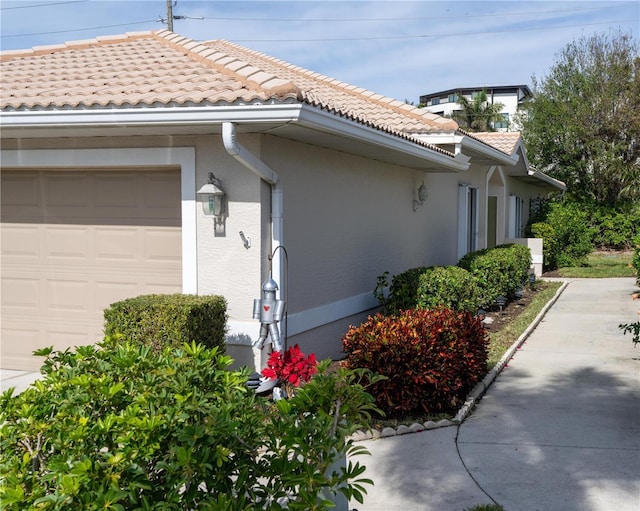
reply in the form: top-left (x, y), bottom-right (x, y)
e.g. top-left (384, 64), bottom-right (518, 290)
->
top-left (342, 308), bottom-right (488, 417)
top-left (457, 244), bottom-right (532, 306)
top-left (0, 340), bottom-right (379, 510)
top-left (104, 294), bottom-right (227, 352)
top-left (377, 266), bottom-right (430, 315)
top-left (416, 266), bottom-right (483, 313)
top-left (376, 266), bottom-right (482, 315)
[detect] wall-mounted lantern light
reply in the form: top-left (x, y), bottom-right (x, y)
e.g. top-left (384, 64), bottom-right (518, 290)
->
top-left (197, 172), bottom-right (225, 219)
top-left (413, 182), bottom-right (428, 211)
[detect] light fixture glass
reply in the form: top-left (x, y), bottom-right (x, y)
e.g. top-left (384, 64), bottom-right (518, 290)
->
top-left (197, 172), bottom-right (225, 218)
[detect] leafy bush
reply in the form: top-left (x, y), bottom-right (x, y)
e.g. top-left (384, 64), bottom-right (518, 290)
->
top-left (620, 322), bottom-right (640, 346)
top-left (526, 200), bottom-right (594, 269)
top-left (547, 202), bottom-right (594, 268)
top-left (457, 244), bottom-right (532, 306)
top-left (584, 200), bottom-right (640, 250)
top-left (375, 266), bottom-right (482, 314)
top-left (416, 266), bottom-right (483, 313)
top-left (104, 294), bottom-right (227, 352)
top-left (342, 308), bottom-right (488, 417)
top-left (374, 267), bottom-right (430, 315)
top-left (0, 339), bottom-right (380, 510)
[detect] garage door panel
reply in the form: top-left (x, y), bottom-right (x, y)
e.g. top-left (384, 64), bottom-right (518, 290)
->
top-left (1, 276), bottom-right (40, 311)
top-left (1, 169), bottom-right (182, 370)
top-left (45, 279), bottom-right (91, 312)
top-left (95, 227), bottom-right (141, 261)
top-left (145, 228), bottom-right (182, 262)
top-left (1, 326), bottom-right (40, 361)
top-left (94, 174), bottom-right (139, 208)
top-left (44, 173), bottom-right (89, 207)
top-left (45, 226), bottom-right (90, 260)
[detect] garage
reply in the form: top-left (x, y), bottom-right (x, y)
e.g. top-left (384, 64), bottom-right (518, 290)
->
top-left (1, 169), bottom-right (182, 370)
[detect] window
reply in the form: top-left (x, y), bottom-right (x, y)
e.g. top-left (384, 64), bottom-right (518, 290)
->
top-left (457, 184), bottom-right (478, 259)
top-left (448, 94), bottom-right (458, 103)
top-left (508, 195), bottom-right (523, 238)
top-left (430, 97), bottom-right (440, 106)
top-left (493, 113), bottom-right (509, 130)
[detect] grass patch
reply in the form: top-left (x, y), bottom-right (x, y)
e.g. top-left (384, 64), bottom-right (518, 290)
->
top-left (486, 281), bottom-right (562, 369)
top-left (557, 251), bottom-right (635, 278)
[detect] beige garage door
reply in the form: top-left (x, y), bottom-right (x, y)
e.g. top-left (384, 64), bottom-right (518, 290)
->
top-left (1, 169), bottom-right (182, 370)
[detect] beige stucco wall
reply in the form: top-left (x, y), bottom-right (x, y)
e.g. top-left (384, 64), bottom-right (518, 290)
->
top-left (259, 135), bottom-right (476, 360)
top-left (2, 133), bottom-right (557, 368)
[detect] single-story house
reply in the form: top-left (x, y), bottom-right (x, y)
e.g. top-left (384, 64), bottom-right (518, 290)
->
top-left (0, 30), bottom-right (565, 371)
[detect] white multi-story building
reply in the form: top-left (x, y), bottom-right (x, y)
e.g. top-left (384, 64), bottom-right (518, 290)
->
top-left (419, 85), bottom-right (532, 131)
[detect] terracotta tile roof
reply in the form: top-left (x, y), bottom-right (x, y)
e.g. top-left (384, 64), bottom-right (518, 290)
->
top-left (0, 30), bottom-right (458, 143)
top-left (470, 131), bottom-right (522, 156)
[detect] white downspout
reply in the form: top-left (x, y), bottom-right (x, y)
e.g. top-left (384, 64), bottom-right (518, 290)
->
top-left (221, 121), bottom-right (285, 308)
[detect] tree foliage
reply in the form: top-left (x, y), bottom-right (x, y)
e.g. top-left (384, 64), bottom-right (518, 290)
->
top-left (519, 31), bottom-right (640, 206)
top-left (451, 89), bottom-right (506, 132)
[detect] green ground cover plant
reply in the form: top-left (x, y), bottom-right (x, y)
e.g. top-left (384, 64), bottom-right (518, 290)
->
top-left (486, 281), bottom-right (561, 368)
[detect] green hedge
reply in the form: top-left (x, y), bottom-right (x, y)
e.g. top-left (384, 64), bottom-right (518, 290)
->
top-left (416, 266), bottom-right (483, 313)
top-left (104, 294), bottom-right (227, 352)
top-left (457, 243), bottom-right (532, 306)
top-left (376, 266), bottom-right (482, 314)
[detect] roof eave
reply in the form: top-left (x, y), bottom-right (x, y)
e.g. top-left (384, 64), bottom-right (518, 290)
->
top-left (528, 168), bottom-right (567, 191)
top-left (0, 104), bottom-right (469, 172)
top-left (416, 131), bottom-right (517, 166)
top-left (296, 105), bottom-right (468, 172)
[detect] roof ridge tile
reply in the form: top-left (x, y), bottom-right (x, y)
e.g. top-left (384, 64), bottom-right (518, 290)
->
top-left (0, 31), bottom-right (153, 62)
top-left (152, 30), bottom-right (301, 101)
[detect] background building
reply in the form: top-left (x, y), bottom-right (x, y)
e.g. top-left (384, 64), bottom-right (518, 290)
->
top-left (419, 85), bottom-right (532, 132)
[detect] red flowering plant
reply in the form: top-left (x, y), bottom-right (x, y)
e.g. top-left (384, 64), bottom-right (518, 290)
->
top-left (262, 344), bottom-right (317, 397)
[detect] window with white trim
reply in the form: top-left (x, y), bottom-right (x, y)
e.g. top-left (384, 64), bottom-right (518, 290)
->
top-left (457, 184), bottom-right (478, 260)
top-left (508, 195), bottom-right (524, 238)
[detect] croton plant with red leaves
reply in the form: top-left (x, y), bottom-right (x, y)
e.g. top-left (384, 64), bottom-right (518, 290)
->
top-left (262, 344), bottom-right (317, 388)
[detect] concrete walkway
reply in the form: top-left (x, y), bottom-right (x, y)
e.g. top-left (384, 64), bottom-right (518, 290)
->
top-left (353, 278), bottom-right (640, 511)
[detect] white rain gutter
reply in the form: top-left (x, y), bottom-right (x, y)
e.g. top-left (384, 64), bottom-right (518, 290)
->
top-left (221, 122), bottom-right (285, 303)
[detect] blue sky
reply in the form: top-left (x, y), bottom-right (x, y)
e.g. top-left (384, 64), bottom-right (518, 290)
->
top-left (1, 1), bottom-right (638, 103)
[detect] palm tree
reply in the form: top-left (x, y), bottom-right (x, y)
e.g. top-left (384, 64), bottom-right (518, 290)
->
top-left (451, 90), bottom-right (506, 132)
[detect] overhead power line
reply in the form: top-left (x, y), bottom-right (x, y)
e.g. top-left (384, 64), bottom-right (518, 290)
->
top-left (231, 18), bottom-right (639, 43)
top-left (1, 2), bottom-right (636, 41)
top-left (0, 0), bottom-right (87, 10)
top-left (1, 20), bottom-right (157, 39)
top-left (197, 2), bottom-right (638, 22)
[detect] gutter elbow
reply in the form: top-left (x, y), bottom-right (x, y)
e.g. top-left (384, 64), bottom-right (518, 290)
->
top-left (222, 121), bottom-right (240, 158)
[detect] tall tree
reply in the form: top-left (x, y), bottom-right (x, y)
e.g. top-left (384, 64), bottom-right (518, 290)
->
top-left (518, 31), bottom-right (640, 206)
top-left (451, 89), bottom-right (506, 132)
